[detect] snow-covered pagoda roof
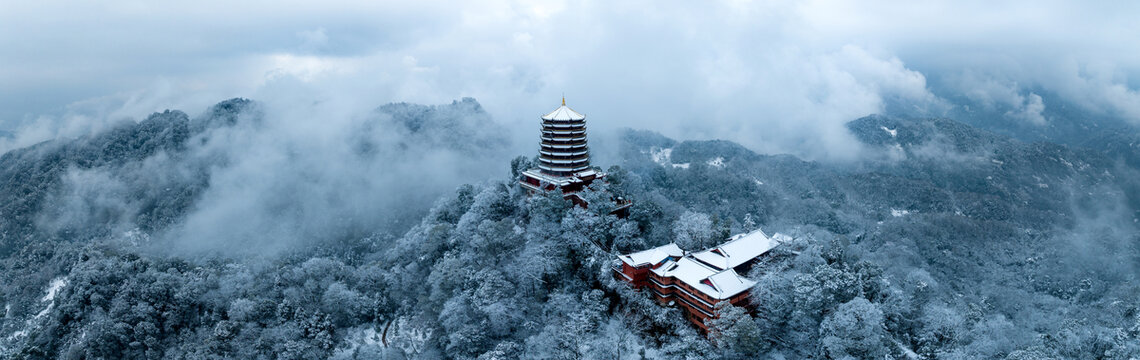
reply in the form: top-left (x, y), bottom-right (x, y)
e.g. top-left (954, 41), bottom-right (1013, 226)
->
top-left (541, 104), bottom-right (585, 121)
top-left (521, 169), bottom-right (581, 187)
top-left (520, 168), bottom-right (601, 187)
top-left (690, 229), bottom-right (786, 271)
top-left (619, 243), bottom-right (683, 267)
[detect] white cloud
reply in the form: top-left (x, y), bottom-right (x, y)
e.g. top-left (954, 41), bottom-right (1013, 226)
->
top-left (951, 74), bottom-right (1047, 125)
top-left (2, 0), bottom-right (1139, 160)
top-left (1006, 93), bottom-right (1047, 126)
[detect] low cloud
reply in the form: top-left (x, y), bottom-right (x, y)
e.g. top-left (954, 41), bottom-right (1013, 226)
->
top-left (949, 74), bottom-right (1047, 126)
top-left (163, 94), bottom-right (511, 255)
top-left (25, 86), bottom-right (512, 256)
top-left (1007, 93), bottom-right (1046, 126)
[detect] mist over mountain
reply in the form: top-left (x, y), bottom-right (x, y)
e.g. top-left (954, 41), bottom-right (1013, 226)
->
top-left (0, 97), bottom-right (511, 258)
top-left (0, 95), bottom-right (1137, 358)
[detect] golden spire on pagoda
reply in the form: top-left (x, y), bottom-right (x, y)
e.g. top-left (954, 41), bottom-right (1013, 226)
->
top-left (562, 95), bottom-right (565, 106)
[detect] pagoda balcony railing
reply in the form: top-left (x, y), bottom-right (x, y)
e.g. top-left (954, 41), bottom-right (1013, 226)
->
top-left (540, 153), bottom-right (589, 160)
top-left (540, 153), bottom-right (589, 159)
top-left (541, 158), bottom-right (587, 165)
top-left (540, 150), bottom-right (589, 156)
top-left (542, 129), bottom-right (586, 136)
top-left (542, 140), bottom-right (587, 145)
top-left (541, 157), bottom-right (589, 164)
top-left (540, 154), bottom-right (590, 161)
top-left (544, 125), bottom-right (588, 131)
top-left (541, 160), bottom-right (589, 166)
top-left (540, 145), bottom-right (588, 151)
top-left (541, 140), bottom-right (588, 147)
top-left (538, 151), bottom-right (588, 157)
top-left (541, 155), bottom-right (588, 161)
top-left (542, 137), bottom-right (587, 143)
top-left (538, 129), bottom-right (583, 135)
top-left (538, 164), bottom-right (591, 173)
top-left (542, 144), bottom-right (588, 150)
top-left (541, 135), bottom-right (587, 141)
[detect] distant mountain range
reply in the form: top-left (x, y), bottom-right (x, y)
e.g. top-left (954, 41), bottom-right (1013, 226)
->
top-left (0, 97), bottom-right (1137, 358)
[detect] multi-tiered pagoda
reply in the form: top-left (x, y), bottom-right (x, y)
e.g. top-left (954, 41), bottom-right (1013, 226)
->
top-left (537, 97), bottom-right (591, 176)
top-left (519, 98), bottom-right (631, 213)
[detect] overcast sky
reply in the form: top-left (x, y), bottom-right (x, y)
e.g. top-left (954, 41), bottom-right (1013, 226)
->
top-left (3, 0), bottom-right (1139, 160)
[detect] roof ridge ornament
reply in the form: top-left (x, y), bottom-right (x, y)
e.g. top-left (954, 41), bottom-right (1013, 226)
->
top-left (562, 94), bottom-right (565, 106)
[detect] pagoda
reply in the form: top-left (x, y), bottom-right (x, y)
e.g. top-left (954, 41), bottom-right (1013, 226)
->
top-left (519, 98), bottom-right (631, 213)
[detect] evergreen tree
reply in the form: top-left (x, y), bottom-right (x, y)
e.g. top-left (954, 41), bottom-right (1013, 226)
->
top-left (708, 302), bottom-right (764, 359)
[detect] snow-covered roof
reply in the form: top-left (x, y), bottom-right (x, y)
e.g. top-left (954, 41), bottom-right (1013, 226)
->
top-left (523, 168), bottom-right (606, 183)
top-left (636, 229), bottom-right (790, 300)
top-left (522, 169), bottom-right (576, 186)
top-left (651, 257), bottom-right (756, 300)
top-left (620, 243), bottom-right (683, 267)
top-left (652, 258), bottom-right (706, 286)
top-left (542, 105), bottom-right (586, 121)
top-left (707, 269), bottom-right (755, 298)
top-left (575, 169), bottom-right (598, 178)
top-left (690, 229), bottom-right (783, 271)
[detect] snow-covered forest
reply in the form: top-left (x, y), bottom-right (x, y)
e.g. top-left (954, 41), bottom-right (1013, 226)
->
top-left (0, 98), bottom-right (1137, 359)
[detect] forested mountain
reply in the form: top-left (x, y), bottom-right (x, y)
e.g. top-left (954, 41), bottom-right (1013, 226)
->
top-left (936, 88), bottom-right (1140, 174)
top-left (0, 98), bottom-right (1137, 359)
top-left (620, 115), bottom-right (1140, 358)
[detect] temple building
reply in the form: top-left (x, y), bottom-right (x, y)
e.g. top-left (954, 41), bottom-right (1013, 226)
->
top-left (519, 98), bottom-right (632, 212)
top-left (614, 229), bottom-right (790, 332)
